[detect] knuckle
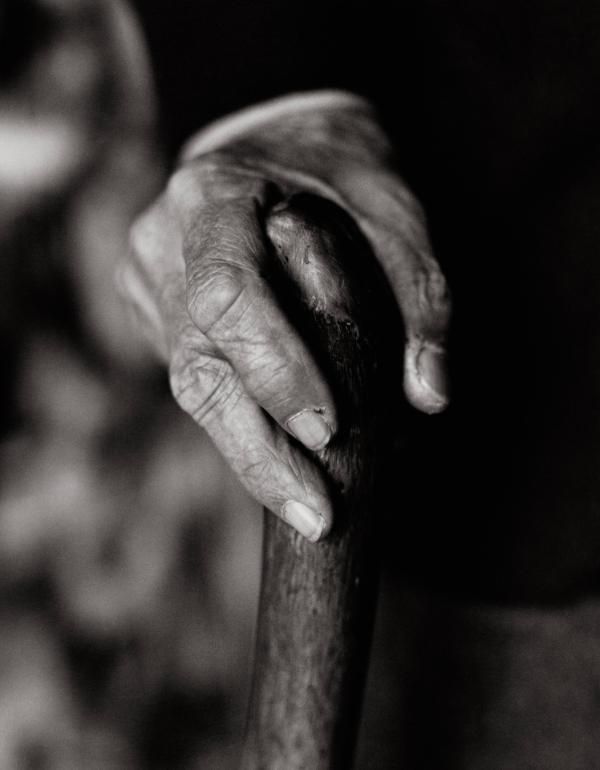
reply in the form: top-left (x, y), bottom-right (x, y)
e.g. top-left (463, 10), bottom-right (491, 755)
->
top-left (169, 349), bottom-right (240, 425)
top-left (186, 263), bottom-right (247, 333)
top-left (239, 454), bottom-right (275, 495)
top-left (407, 262), bottom-right (451, 339)
top-left (128, 193), bottom-right (181, 263)
top-left (247, 356), bottom-right (299, 407)
top-left (426, 268), bottom-right (451, 317)
top-left (128, 204), bottom-right (169, 265)
top-left (167, 153), bottom-right (235, 207)
top-left (114, 258), bottom-right (149, 314)
top-left (190, 150), bottom-right (241, 182)
top-left (166, 165), bottom-right (204, 207)
top-left (191, 150), bottom-right (236, 177)
top-left (129, 215), bottom-right (151, 258)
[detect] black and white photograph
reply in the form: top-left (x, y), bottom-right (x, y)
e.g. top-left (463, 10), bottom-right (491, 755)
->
top-left (0, 0), bottom-right (599, 767)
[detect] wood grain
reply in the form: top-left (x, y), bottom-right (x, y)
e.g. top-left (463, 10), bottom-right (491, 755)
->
top-left (243, 194), bottom-right (403, 769)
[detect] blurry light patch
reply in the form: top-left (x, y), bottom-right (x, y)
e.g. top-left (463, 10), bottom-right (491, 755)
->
top-left (0, 112), bottom-right (87, 195)
top-left (19, 335), bottom-right (111, 434)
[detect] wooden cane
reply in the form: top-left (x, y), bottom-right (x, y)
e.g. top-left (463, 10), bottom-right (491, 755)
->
top-left (243, 194), bottom-right (403, 769)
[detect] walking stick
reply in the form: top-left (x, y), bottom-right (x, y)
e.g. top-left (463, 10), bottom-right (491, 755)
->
top-left (243, 194), bottom-right (403, 769)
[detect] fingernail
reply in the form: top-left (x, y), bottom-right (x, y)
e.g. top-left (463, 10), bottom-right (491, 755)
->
top-left (286, 409), bottom-right (332, 450)
top-left (417, 344), bottom-right (449, 410)
top-left (282, 500), bottom-right (326, 542)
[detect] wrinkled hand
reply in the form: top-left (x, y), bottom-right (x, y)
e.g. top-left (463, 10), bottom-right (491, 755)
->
top-left (118, 92), bottom-right (451, 542)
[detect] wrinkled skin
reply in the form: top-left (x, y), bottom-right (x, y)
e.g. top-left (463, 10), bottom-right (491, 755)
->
top-left (119, 93), bottom-right (451, 540)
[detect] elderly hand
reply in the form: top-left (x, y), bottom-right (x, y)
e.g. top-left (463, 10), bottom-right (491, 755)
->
top-left (119, 91), bottom-right (451, 542)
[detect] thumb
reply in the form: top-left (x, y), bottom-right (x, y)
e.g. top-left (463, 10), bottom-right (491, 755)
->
top-left (342, 171), bottom-right (451, 413)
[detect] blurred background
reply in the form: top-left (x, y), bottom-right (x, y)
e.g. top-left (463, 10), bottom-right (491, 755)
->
top-left (0, 1), bottom-right (264, 766)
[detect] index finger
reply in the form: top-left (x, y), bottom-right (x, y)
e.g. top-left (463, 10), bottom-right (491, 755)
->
top-left (169, 169), bottom-right (338, 451)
